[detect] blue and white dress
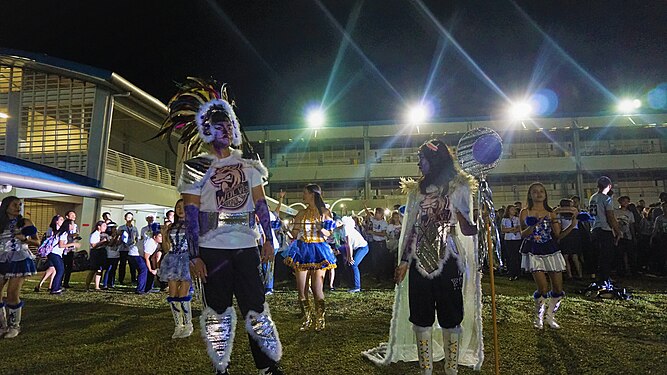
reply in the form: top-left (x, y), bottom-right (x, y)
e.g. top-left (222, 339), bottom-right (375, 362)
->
top-left (0, 219), bottom-right (37, 278)
top-left (520, 216), bottom-right (566, 273)
top-left (284, 214), bottom-right (337, 271)
top-left (158, 221), bottom-right (191, 282)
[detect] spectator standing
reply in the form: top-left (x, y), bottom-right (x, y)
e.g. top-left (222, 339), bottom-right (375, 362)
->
top-left (85, 221), bottom-right (109, 291)
top-left (588, 176), bottom-right (622, 283)
top-left (614, 196), bottom-right (636, 276)
top-left (49, 219), bottom-right (80, 295)
top-left (650, 202), bottom-right (667, 275)
top-left (501, 205), bottom-right (522, 280)
top-left (140, 215), bottom-right (155, 250)
top-left (102, 223), bottom-right (120, 289)
top-left (139, 224), bottom-right (160, 294)
top-left (366, 206), bottom-right (390, 281)
top-left (558, 199), bottom-right (584, 280)
top-left (117, 212), bottom-right (138, 285)
top-left (340, 216), bottom-right (369, 293)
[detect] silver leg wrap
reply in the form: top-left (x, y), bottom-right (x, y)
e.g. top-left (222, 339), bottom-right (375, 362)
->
top-left (413, 325), bottom-right (433, 375)
top-left (442, 326), bottom-right (462, 375)
top-left (200, 306), bottom-right (236, 373)
top-left (245, 303), bottom-right (283, 362)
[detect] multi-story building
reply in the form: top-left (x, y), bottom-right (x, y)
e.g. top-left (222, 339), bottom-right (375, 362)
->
top-left (245, 113), bottom-right (667, 214)
top-left (0, 49), bottom-right (180, 245)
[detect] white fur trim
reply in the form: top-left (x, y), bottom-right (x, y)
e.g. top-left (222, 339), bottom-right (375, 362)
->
top-left (441, 325), bottom-right (463, 334)
top-left (199, 224), bottom-right (261, 244)
top-left (196, 99), bottom-right (242, 146)
top-left (245, 302), bottom-right (283, 362)
top-left (200, 306), bottom-right (236, 373)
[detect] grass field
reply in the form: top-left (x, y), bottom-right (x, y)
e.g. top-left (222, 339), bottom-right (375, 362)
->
top-left (1, 271), bottom-right (666, 375)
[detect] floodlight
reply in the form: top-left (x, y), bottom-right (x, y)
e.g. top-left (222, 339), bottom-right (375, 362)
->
top-left (306, 107), bottom-right (325, 129)
top-left (617, 98), bottom-right (641, 114)
top-left (405, 103), bottom-right (430, 125)
top-left (508, 101), bottom-right (533, 120)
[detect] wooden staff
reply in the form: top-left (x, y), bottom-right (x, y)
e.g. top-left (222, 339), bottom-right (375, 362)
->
top-left (486, 220), bottom-right (501, 375)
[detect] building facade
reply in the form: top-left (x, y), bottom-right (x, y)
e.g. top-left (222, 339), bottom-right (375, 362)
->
top-left (245, 113), bottom-right (667, 213)
top-left (0, 49), bottom-right (180, 243)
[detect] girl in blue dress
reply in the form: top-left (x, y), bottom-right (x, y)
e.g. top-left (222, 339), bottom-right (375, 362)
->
top-left (284, 184), bottom-right (336, 331)
top-left (519, 183), bottom-right (578, 329)
top-left (0, 196), bottom-right (40, 338)
top-left (158, 199), bottom-right (194, 339)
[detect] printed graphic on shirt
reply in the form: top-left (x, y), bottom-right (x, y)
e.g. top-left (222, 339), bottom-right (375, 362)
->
top-left (210, 164), bottom-right (250, 210)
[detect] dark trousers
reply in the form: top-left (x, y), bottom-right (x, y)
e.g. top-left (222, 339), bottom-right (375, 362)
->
top-left (370, 240), bottom-right (391, 280)
top-left (504, 240), bottom-right (522, 277)
top-left (408, 259), bottom-right (463, 329)
top-left (118, 251), bottom-right (136, 284)
top-left (200, 246), bottom-right (276, 370)
top-left (591, 228), bottom-right (615, 283)
top-left (131, 256), bottom-right (153, 293)
top-left (103, 257), bottom-right (120, 288)
top-left (48, 253), bottom-right (65, 292)
top-left (62, 252), bottom-right (74, 287)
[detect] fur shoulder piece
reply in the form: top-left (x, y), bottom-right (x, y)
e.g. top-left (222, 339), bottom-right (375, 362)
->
top-left (449, 172), bottom-right (478, 196)
top-left (231, 149), bottom-right (269, 180)
top-left (399, 178), bottom-right (419, 195)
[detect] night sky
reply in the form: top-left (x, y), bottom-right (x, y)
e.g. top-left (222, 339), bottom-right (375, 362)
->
top-left (1, 0), bottom-right (665, 127)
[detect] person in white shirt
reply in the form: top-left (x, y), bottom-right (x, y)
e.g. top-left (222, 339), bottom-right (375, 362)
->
top-left (49, 219), bottom-right (80, 295)
top-left (85, 221), bottom-right (109, 291)
top-left (139, 215), bottom-right (155, 251)
top-left (366, 206), bottom-right (390, 281)
top-left (589, 176), bottom-right (622, 283)
top-left (339, 216), bottom-right (369, 293)
top-left (61, 210), bottom-right (79, 289)
top-left (140, 224), bottom-right (161, 294)
top-left (501, 204), bottom-right (522, 280)
top-left (35, 215), bottom-right (63, 292)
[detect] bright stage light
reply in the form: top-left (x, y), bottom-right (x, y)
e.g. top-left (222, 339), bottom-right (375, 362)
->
top-left (384, 209), bottom-right (391, 216)
top-left (405, 103), bottom-right (430, 125)
top-left (306, 107), bottom-right (325, 129)
top-left (0, 112), bottom-right (9, 119)
top-left (508, 101), bottom-right (533, 120)
top-left (617, 98), bottom-right (641, 114)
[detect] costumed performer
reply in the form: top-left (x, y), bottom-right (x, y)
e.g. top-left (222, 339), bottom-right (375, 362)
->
top-left (157, 78), bottom-right (283, 375)
top-left (283, 184), bottom-right (337, 332)
top-left (362, 139), bottom-right (484, 375)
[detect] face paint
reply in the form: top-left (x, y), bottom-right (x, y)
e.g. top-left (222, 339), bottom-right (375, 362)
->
top-left (211, 120), bottom-right (232, 152)
top-left (418, 152), bottom-right (430, 175)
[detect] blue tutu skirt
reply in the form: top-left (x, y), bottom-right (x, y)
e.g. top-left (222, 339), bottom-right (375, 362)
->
top-left (158, 251), bottom-right (191, 282)
top-left (0, 258), bottom-right (37, 278)
top-left (283, 240), bottom-right (337, 271)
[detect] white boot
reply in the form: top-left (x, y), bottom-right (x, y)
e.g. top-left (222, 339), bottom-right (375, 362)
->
top-left (5, 301), bottom-right (23, 339)
top-left (533, 291), bottom-right (547, 329)
top-left (442, 327), bottom-right (461, 375)
top-left (178, 296), bottom-right (194, 338)
top-left (0, 302), bottom-right (7, 337)
top-left (168, 297), bottom-right (185, 339)
top-left (545, 291), bottom-right (564, 329)
top-left (413, 325), bottom-right (433, 375)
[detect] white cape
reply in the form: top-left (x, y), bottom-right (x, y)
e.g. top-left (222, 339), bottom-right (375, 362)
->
top-left (362, 177), bottom-right (484, 370)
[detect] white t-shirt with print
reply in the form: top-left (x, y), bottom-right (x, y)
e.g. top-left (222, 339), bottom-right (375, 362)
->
top-left (502, 217), bottom-right (522, 241)
top-left (89, 231), bottom-right (101, 248)
top-left (51, 232), bottom-right (69, 257)
top-left (369, 218), bottom-right (388, 242)
top-left (614, 208), bottom-right (635, 240)
top-left (180, 153), bottom-right (263, 249)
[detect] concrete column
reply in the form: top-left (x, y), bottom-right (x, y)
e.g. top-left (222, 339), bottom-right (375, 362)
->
top-left (79, 197), bottom-right (101, 252)
top-left (87, 88), bottom-right (113, 185)
top-left (363, 124), bottom-right (371, 200)
top-left (5, 91), bottom-right (21, 157)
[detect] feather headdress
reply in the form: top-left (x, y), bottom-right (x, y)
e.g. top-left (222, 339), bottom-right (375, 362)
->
top-left (154, 77), bottom-right (242, 154)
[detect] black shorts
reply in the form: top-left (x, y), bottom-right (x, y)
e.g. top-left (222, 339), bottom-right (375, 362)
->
top-left (89, 248), bottom-right (107, 271)
top-left (408, 259), bottom-right (464, 329)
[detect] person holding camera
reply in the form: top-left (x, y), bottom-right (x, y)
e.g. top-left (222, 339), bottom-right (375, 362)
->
top-left (558, 198), bottom-right (584, 280)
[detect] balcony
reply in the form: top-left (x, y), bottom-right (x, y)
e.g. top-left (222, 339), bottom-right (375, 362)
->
top-left (105, 149), bottom-right (175, 186)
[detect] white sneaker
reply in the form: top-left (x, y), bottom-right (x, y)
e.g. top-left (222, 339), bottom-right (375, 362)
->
top-left (4, 327), bottom-right (20, 339)
top-left (172, 325), bottom-right (184, 339)
top-left (545, 316), bottom-right (561, 329)
top-left (177, 323), bottom-right (193, 338)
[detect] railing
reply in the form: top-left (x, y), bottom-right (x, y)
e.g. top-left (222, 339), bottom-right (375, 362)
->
top-left (106, 149), bottom-right (175, 186)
